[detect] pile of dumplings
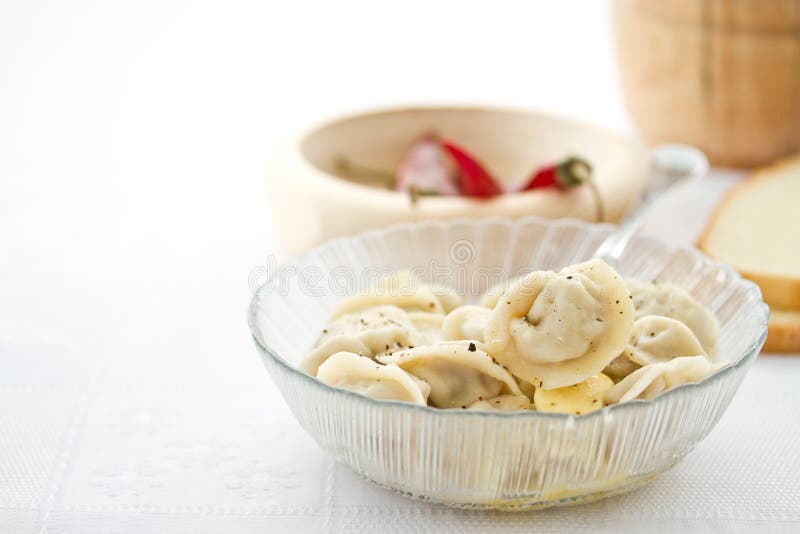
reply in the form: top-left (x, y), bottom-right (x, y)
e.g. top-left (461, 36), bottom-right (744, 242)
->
top-left (301, 259), bottom-right (726, 414)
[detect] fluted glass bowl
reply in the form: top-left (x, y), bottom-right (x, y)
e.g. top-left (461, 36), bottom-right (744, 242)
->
top-left (247, 217), bottom-right (768, 511)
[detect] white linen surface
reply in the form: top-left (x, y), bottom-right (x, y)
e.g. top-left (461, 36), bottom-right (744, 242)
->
top-left (2, 170), bottom-right (799, 534)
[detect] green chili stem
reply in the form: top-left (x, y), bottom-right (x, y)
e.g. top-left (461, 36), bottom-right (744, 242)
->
top-left (587, 179), bottom-right (605, 223)
top-left (335, 157), bottom-right (395, 189)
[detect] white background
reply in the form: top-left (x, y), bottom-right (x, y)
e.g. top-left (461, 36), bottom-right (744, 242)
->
top-left (1, 0), bottom-right (626, 287)
top-left (1, 1), bottom-right (798, 533)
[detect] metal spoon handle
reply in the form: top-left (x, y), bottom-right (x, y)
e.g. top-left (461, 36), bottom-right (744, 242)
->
top-left (593, 144), bottom-right (709, 267)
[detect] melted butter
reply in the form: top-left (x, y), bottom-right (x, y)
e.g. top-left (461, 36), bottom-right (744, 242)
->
top-left (533, 374), bottom-right (614, 415)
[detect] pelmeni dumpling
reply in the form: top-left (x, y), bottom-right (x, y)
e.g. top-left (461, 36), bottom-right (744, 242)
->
top-left (303, 265), bottom-right (725, 412)
top-left (469, 394), bottom-right (533, 411)
top-left (331, 270), bottom-right (461, 318)
top-left (533, 374), bottom-right (614, 415)
top-left (604, 355), bottom-right (721, 404)
top-left (627, 279), bottom-right (718, 357)
top-left (376, 341), bottom-right (522, 409)
top-left (302, 336), bottom-right (372, 376)
top-left (484, 259), bottom-right (635, 390)
top-left (317, 352), bottom-right (431, 405)
top-left (407, 312), bottom-right (445, 343)
top-left (441, 305), bottom-right (492, 343)
top-left (300, 305), bottom-right (423, 374)
top-left (624, 315), bottom-right (706, 367)
top-left (604, 315), bottom-right (707, 381)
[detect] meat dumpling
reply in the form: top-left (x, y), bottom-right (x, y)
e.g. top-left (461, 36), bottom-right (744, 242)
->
top-left (604, 355), bottom-right (723, 404)
top-left (376, 341), bottom-right (522, 409)
top-left (300, 305), bottom-right (423, 375)
top-left (484, 259), bottom-right (634, 389)
top-left (605, 314), bottom-right (708, 381)
top-left (624, 315), bottom-right (707, 366)
top-left (627, 279), bottom-right (718, 357)
top-left (317, 352), bottom-right (431, 405)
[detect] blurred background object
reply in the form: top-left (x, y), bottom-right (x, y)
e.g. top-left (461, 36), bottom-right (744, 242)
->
top-left (268, 107), bottom-right (647, 253)
top-left (614, 0), bottom-right (800, 167)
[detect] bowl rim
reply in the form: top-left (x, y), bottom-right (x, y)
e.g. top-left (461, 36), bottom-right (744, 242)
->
top-left (275, 104), bottom-right (649, 209)
top-left (248, 216), bottom-right (769, 421)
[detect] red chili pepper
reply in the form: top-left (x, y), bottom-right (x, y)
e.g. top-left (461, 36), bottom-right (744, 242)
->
top-left (521, 156), bottom-right (604, 222)
top-left (522, 164), bottom-right (558, 190)
top-left (440, 139), bottom-right (502, 198)
top-left (395, 135), bottom-right (460, 196)
top-left (521, 157), bottom-right (591, 191)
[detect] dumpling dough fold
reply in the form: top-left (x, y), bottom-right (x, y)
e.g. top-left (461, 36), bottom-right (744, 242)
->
top-left (301, 305), bottom-right (423, 375)
top-left (604, 355), bottom-right (723, 404)
top-left (624, 315), bottom-right (706, 367)
top-left (377, 341), bottom-right (522, 409)
top-left (317, 352), bottom-right (431, 405)
top-left (627, 279), bottom-right (718, 357)
top-left (484, 259), bottom-right (634, 389)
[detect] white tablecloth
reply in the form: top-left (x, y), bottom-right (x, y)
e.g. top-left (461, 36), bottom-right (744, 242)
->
top-left (2, 2), bottom-right (799, 532)
top-left (2, 171), bottom-right (799, 533)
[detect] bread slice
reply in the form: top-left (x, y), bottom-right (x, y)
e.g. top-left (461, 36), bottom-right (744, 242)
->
top-left (764, 308), bottom-right (800, 353)
top-left (699, 154), bottom-right (800, 313)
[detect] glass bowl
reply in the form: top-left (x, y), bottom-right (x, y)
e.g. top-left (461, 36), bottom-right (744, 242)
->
top-left (247, 217), bottom-right (768, 511)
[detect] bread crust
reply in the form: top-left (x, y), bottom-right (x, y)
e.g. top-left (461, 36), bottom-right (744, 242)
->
top-left (764, 309), bottom-right (800, 353)
top-left (698, 153), bottom-right (800, 310)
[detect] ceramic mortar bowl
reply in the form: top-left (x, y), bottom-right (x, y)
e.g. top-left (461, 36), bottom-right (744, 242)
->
top-left (266, 107), bottom-right (648, 253)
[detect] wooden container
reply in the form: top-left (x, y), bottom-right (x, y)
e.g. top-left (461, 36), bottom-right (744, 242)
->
top-left (613, 0), bottom-right (800, 167)
top-left (266, 107), bottom-right (648, 254)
